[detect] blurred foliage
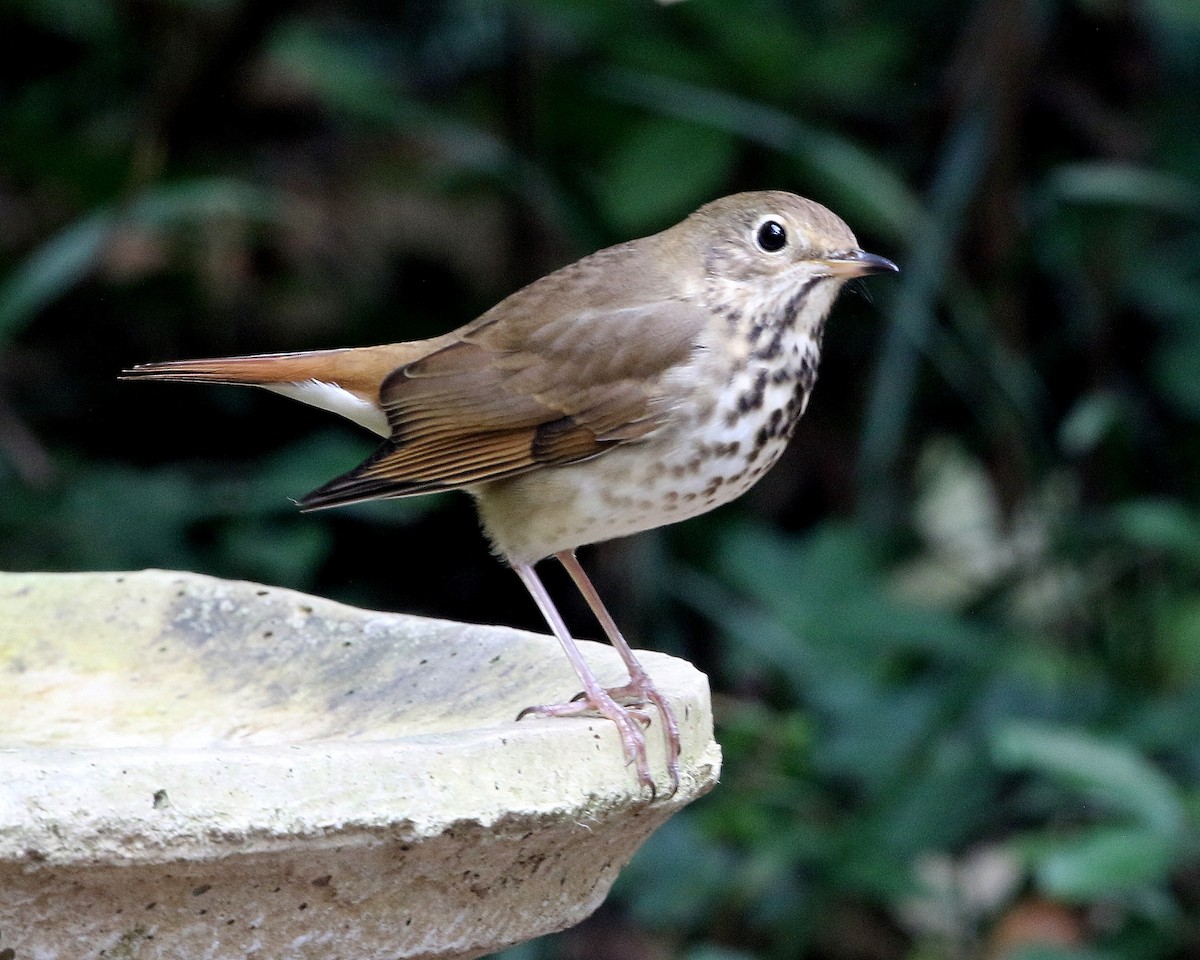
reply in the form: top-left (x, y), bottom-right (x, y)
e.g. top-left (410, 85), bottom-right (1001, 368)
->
top-left (3, 0), bottom-right (1200, 957)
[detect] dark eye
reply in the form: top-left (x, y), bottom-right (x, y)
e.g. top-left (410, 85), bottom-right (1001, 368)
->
top-left (756, 219), bottom-right (788, 253)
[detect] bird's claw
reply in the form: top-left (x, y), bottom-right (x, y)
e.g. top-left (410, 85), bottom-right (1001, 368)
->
top-left (517, 690), bottom-right (657, 796)
top-left (537, 676), bottom-right (681, 799)
top-left (605, 675), bottom-right (682, 799)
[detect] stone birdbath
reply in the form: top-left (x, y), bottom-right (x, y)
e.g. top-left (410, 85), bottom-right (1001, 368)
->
top-left (0, 569), bottom-right (720, 959)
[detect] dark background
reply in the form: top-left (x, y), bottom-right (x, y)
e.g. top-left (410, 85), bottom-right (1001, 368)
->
top-left (4, 0), bottom-right (1200, 957)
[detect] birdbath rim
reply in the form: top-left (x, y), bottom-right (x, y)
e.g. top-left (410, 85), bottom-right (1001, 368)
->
top-left (0, 568), bottom-right (720, 960)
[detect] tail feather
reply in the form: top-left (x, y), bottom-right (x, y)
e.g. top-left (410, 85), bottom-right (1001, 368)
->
top-left (123, 341), bottom-right (432, 391)
top-left (122, 342), bottom-right (436, 436)
top-left (121, 349), bottom-right (357, 386)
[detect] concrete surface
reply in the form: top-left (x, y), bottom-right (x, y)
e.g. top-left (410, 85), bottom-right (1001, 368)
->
top-left (0, 569), bottom-right (720, 959)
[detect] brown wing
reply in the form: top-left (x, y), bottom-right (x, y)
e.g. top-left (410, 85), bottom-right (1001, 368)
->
top-left (299, 262), bottom-right (704, 510)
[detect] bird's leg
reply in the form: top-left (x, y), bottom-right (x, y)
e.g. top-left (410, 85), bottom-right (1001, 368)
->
top-left (555, 550), bottom-right (681, 796)
top-left (512, 562), bottom-right (656, 795)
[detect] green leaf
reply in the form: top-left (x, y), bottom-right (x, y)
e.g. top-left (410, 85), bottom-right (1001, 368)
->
top-left (684, 947), bottom-right (757, 960)
top-left (1159, 597), bottom-right (1200, 681)
top-left (1004, 948), bottom-right (1117, 960)
top-left (992, 724), bottom-right (1186, 837)
top-left (1152, 331), bottom-right (1200, 419)
top-left (217, 519), bottom-right (332, 589)
top-left (123, 177), bottom-right (277, 229)
top-left (0, 178), bottom-right (278, 342)
top-left (619, 814), bottom-right (736, 930)
top-left (1043, 163), bottom-right (1200, 219)
top-left (593, 68), bottom-right (921, 242)
top-left (1146, 0), bottom-right (1200, 30)
top-left (240, 432), bottom-right (379, 514)
top-left (14, 0), bottom-right (119, 41)
top-left (597, 118), bottom-right (735, 233)
top-left (867, 738), bottom-right (998, 857)
top-left (0, 211), bottom-right (111, 342)
top-left (715, 521), bottom-right (989, 662)
top-left (1058, 390), bottom-right (1124, 456)
top-left (1112, 498), bottom-right (1200, 566)
top-left (1035, 826), bottom-right (1178, 899)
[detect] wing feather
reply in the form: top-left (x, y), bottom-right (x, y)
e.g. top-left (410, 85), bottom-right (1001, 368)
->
top-left (300, 241), bottom-right (706, 510)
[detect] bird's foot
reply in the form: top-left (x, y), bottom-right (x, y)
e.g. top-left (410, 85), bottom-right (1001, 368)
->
top-left (568, 672), bottom-right (681, 798)
top-left (518, 690), bottom-right (658, 797)
top-left (612, 676), bottom-right (681, 797)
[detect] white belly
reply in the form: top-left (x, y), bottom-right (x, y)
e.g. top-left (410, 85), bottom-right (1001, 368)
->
top-left (475, 337), bottom-right (820, 565)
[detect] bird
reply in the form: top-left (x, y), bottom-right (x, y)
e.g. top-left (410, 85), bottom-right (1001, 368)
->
top-left (123, 190), bottom-right (897, 797)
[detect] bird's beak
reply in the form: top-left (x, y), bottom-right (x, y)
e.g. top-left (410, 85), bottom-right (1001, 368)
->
top-left (821, 250), bottom-right (899, 278)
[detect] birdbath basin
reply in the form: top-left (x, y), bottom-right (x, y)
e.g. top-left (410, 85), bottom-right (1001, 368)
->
top-left (0, 570), bottom-right (720, 960)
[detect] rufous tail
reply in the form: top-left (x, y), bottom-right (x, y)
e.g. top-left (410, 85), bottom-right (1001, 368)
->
top-left (121, 344), bottom-right (425, 392)
top-left (122, 342), bottom-right (435, 436)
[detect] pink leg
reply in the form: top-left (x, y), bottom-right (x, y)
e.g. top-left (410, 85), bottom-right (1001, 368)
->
top-left (512, 562), bottom-right (656, 795)
top-left (555, 550), bottom-right (682, 796)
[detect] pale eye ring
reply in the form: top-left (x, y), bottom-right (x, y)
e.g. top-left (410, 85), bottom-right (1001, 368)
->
top-left (755, 219), bottom-right (788, 253)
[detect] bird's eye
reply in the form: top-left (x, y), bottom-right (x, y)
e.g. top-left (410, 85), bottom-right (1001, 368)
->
top-left (755, 219), bottom-right (788, 253)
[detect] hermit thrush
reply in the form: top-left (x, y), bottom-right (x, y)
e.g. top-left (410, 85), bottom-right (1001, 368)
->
top-left (124, 191), bottom-right (897, 796)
